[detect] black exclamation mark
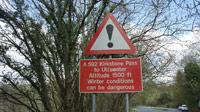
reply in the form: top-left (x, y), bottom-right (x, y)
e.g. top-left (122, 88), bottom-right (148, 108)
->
top-left (106, 24), bottom-right (113, 48)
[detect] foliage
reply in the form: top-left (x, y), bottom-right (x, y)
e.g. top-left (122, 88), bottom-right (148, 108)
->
top-left (173, 70), bottom-right (186, 105)
top-left (131, 81), bottom-right (174, 107)
top-left (174, 62), bottom-right (200, 111)
top-left (185, 62), bottom-right (200, 90)
top-left (184, 62), bottom-right (200, 110)
top-left (157, 92), bottom-right (172, 105)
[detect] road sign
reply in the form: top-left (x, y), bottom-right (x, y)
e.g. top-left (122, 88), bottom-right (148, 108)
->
top-left (79, 58), bottom-right (142, 93)
top-left (85, 13), bottom-right (136, 54)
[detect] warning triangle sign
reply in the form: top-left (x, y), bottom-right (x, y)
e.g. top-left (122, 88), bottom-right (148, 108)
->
top-left (85, 13), bottom-right (136, 54)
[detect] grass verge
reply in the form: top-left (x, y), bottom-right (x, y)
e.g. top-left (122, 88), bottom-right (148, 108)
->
top-left (152, 107), bottom-right (169, 111)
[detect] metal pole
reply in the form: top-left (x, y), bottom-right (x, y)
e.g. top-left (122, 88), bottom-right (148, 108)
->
top-left (92, 93), bottom-right (96, 112)
top-left (126, 93), bottom-right (129, 112)
top-left (92, 55), bottom-right (96, 112)
top-left (125, 55), bottom-right (129, 112)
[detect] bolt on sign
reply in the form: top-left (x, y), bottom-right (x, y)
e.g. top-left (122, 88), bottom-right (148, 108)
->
top-left (79, 58), bottom-right (142, 93)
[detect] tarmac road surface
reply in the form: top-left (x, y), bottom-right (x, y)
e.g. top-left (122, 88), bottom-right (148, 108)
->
top-left (136, 106), bottom-right (183, 112)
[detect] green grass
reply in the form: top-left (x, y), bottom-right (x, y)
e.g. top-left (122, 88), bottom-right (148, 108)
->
top-left (152, 107), bottom-right (169, 111)
top-left (130, 110), bottom-right (139, 112)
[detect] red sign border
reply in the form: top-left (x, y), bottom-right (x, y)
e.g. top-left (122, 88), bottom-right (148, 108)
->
top-left (79, 58), bottom-right (143, 93)
top-left (85, 13), bottom-right (136, 55)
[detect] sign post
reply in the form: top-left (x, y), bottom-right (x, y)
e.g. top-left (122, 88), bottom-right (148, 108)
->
top-left (126, 93), bottom-right (129, 112)
top-left (125, 55), bottom-right (129, 112)
top-left (92, 55), bottom-right (96, 112)
top-left (81, 13), bottom-right (142, 112)
top-left (92, 93), bottom-right (96, 112)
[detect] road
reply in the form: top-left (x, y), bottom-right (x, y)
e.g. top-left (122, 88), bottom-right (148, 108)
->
top-left (136, 106), bottom-right (182, 112)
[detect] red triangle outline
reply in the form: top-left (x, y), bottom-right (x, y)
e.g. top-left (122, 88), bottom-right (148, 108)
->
top-left (85, 13), bottom-right (136, 54)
